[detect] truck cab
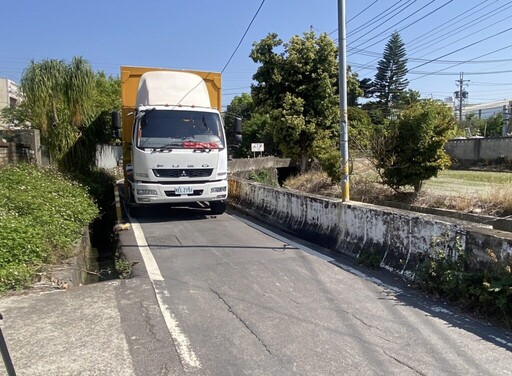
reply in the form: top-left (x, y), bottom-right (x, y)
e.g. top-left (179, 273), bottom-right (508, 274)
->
top-left (121, 67), bottom-right (227, 214)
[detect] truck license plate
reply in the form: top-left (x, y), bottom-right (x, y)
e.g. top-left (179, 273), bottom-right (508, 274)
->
top-left (175, 186), bottom-right (194, 195)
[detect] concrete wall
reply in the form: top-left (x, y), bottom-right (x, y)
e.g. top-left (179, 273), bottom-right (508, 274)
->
top-left (445, 137), bottom-right (512, 162)
top-left (0, 140), bottom-right (33, 166)
top-left (0, 129), bottom-right (43, 166)
top-left (228, 177), bottom-right (512, 279)
top-left (228, 157), bottom-right (291, 173)
top-left (96, 144), bottom-right (122, 169)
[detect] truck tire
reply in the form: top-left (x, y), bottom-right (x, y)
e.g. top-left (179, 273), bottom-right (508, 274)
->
top-left (210, 200), bottom-right (226, 215)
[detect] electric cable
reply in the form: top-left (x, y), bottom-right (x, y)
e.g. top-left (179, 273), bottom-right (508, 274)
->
top-left (410, 43), bottom-right (512, 81)
top-left (410, 26), bottom-right (512, 71)
top-left (350, 0), bottom-right (453, 57)
top-left (350, 0), bottom-right (433, 51)
top-left (328, 0), bottom-right (380, 36)
top-left (406, 0), bottom-right (493, 50)
top-left (410, 2), bottom-right (512, 57)
top-left (346, 0), bottom-right (407, 38)
top-left (220, 0), bottom-right (266, 74)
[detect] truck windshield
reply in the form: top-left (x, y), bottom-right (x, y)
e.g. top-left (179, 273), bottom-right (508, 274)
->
top-left (136, 110), bottom-right (225, 150)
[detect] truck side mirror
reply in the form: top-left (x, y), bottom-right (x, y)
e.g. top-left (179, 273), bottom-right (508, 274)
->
top-left (234, 117), bottom-right (242, 145)
top-left (112, 111), bottom-right (121, 139)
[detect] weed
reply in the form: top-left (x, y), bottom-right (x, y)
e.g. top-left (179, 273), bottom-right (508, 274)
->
top-left (115, 251), bottom-right (134, 279)
top-left (0, 163), bottom-right (98, 291)
top-left (358, 249), bottom-right (382, 269)
top-left (416, 236), bottom-right (512, 328)
top-left (248, 169), bottom-right (279, 187)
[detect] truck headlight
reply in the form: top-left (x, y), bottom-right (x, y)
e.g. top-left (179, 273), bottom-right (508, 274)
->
top-left (211, 186), bottom-right (227, 193)
top-left (137, 189), bottom-right (157, 195)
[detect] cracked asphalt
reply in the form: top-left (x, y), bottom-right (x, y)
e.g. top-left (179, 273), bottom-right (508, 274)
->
top-left (1, 205), bottom-right (511, 375)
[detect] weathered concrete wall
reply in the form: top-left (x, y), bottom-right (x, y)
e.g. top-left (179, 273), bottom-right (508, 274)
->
top-left (228, 157), bottom-right (292, 173)
top-left (0, 129), bottom-right (43, 166)
top-left (228, 177), bottom-right (512, 279)
top-left (0, 140), bottom-right (32, 166)
top-left (96, 144), bottom-right (122, 169)
top-left (445, 137), bottom-right (512, 162)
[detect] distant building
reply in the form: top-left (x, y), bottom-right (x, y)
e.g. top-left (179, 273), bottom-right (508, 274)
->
top-left (0, 78), bottom-right (22, 129)
top-left (461, 99), bottom-right (512, 120)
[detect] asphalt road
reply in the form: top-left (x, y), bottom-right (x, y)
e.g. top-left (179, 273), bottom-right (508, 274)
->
top-left (119, 204), bottom-right (512, 376)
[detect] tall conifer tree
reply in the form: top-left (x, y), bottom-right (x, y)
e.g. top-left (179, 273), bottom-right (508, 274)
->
top-left (373, 32), bottom-right (409, 114)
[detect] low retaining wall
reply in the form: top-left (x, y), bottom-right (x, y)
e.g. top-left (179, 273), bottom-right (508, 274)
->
top-left (445, 137), bottom-right (512, 163)
top-left (228, 177), bottom-right (512, 279)
top-left (228, 157), bottom-right (292, 173)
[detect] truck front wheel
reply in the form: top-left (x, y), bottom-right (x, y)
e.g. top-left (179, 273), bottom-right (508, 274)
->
top-left (210, 200), bottom-right (226, 215)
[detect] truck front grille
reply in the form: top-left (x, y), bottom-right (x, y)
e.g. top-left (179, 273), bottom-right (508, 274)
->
top-left (153, 169), bottom-right (213, 178)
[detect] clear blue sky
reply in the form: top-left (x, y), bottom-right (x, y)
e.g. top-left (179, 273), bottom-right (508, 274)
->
top-left (3, 0), bottom-right (512, 108)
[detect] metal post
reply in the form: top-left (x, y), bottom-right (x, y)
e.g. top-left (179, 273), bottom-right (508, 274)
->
top-left (503, 105), bottom-right (510, 137)
top-left (0, 314), bottom-right (16, 376)
top-left (338, 0), bottom-right (350, 201)
top-left (114, 185), bottom-right (123, 224)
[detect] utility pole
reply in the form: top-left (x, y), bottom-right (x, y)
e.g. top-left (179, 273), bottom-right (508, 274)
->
top-left (338, 0), bottom-right (349, 202)
top-left (454, 72), bottom-right (469, 129)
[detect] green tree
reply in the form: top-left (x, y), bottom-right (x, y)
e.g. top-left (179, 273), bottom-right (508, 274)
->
top-left (239, 113), bottom-right (278, 157)
top-left (373, 100), bottom-right (454, 193)
top-left (250, 31), bottom-right (341, 172)
top-left (0, 101), bottom-right (31, 128)
top-left (21, 57), bottom-right (95, 167)
top-left (373, 32), bottom-right (409, 115)
top-left (89, 71), bottom-right (122, 144)
top-left (347, 66), bottom-right (365, 106)
top-left (348, 107), bottom-right (373, 155)
top-left (224, 93), bottom-right (253, 152)
top-left (483, 112), bottom-right (503, 137)
top-left (462, 113), bottom-right (485, 137)
top-left (20, 58), bottom-right (121, 172)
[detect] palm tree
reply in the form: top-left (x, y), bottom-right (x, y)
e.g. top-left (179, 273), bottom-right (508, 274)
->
top-left (21, 57), bottom-right (95, 169)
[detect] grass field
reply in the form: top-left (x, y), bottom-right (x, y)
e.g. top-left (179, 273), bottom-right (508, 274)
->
top-left (423, 170), bottom-right (512, 198)
top-left (285, 162), bottom-right (512, 216)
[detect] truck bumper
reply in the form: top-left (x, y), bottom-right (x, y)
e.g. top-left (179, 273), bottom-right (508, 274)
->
top-left (132, 180), bottom-right (228, 204)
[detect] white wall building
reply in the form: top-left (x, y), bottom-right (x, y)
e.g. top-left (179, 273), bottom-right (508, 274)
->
top-left (461, 99), bottom-right (512, 120)
top-left (0, 78), bottom-right (22, 129)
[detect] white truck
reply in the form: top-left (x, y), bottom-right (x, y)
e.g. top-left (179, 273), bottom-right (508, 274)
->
top-left (119, 66), bottom-right (228, 214)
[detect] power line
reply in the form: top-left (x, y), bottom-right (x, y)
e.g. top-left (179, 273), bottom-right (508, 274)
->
top-left (406, 0), bottom-right (493, 50)
top-left (472, 81), bottom-right (512, 86)
top-left (411, 2), bottom-right (512, 58)
top-left (220, 0), bottom-right (266, 74)
top-left (350, 0), bottom-right (434, 51)
top-left (328, 0), bottom-right (380, 35)
top-left (347, 0), bottom-right (379, 25)
top-left (348, 61), bottom-right (512, 76)
top-left (350, 0), bottom-right (454, 74)
top-left (410, 43), bottom-right (512, 81)
top-left (347, 46), bottom-right (512, 64)
top-left (410, 25), bottom-right (512, 71)
top-left (346, 0), bottom-right (407, 38)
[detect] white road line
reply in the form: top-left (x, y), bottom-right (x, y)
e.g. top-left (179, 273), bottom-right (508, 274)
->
top-left (489, 335), bottom-right (512, 349)
top-left (129, 214), bottom-right (202, 371)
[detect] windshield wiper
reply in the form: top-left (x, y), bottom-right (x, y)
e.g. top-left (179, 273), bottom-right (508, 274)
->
top-left (152, 143), bottom-right (181, 152)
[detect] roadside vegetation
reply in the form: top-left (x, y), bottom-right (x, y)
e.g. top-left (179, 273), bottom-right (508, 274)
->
top-left (417, 238), bottom-right (512, 328)
top-left (0, 164), bottom-right (98, 291)
top-left (284, 165), bottom-right (512, 217)
top-left (0, 56), bottom-right (124, 292)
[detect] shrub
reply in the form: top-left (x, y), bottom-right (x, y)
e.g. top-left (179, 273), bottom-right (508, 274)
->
top-left (248, 169), bottom-right (279, 187)
top-left (0, 164), bottom-right (98, 291)
top-left (416, 236), bottom-right (512, 328)
top-left (373, 100), bottom-right (455, 193)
